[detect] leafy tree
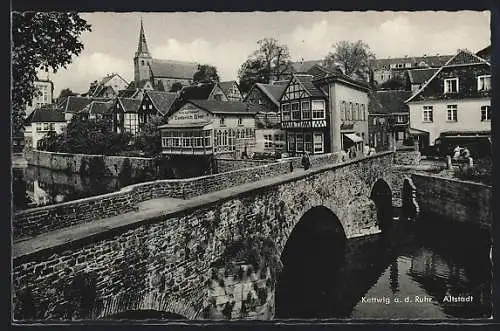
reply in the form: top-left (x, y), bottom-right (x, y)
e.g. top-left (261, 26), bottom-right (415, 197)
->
top-left (323, 40), bottom-right (376, 81)
top-left (193, 64), bottom-right (220, 83)
top-left (169, 82), bottom-right (183, 93)
top-left (11, 12), bottom-right (91, 136)
top-left (237, 38), bottom-right (291, 93)
top-left (56, 88), bottom-right (77, 104)
top-left (136, 115), bottom-right (164, 157)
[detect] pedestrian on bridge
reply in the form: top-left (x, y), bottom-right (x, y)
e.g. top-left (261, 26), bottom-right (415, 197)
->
top-left (301, 152), bottom-right (311, 170)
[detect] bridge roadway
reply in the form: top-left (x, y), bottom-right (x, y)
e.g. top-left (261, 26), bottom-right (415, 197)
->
top-left (14, 167), bottom-right (314, 261)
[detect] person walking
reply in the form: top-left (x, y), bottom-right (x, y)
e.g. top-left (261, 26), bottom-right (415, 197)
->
top-left (301, 152), bottom-right (311, 170)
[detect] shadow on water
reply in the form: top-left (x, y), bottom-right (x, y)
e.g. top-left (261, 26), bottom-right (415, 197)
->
top-left (274, 206), bottom-right (491, 319)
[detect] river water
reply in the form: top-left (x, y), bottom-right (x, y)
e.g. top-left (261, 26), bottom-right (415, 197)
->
top-left (275, 216), bottom-right (492, 320)
top-left (12, 166), bottom-right (134, 211)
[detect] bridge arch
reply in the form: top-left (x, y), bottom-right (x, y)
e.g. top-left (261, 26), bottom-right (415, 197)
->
top-left (95, 292), bottom-right (198, 320)
top-left (370, 178), bottom-right (393, 230)
top-left (276, 206), bottom-right (347, 318)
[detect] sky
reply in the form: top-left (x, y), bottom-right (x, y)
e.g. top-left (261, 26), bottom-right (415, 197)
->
top-left (38, 11), bottom-right (491, 97)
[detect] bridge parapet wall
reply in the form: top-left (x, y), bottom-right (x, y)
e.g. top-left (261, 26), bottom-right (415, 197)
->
top-left (411, 173), bottom-right (492, 228)
top-left (13, 153), bottom-right (341, 241)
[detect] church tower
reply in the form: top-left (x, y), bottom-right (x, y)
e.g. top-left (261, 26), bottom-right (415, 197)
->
top-left (134, 19), bottom-right (153, 83)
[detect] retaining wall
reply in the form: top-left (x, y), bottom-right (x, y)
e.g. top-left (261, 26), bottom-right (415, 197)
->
top-left (411, 173), bottom-right (492, 228)
top-left (13, 153), bottom-right (341, 241)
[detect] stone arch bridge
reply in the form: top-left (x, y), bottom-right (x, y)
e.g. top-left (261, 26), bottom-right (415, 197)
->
top-left (13, 151), bottom-right (410, 321)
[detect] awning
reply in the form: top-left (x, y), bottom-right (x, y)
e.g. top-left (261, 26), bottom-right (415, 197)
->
top-left (409, 127), bottom-right (429, 135)
top-left (158, 120), bottom-right (213, 129)
top-left (343, 133), bottom-right (363, 143)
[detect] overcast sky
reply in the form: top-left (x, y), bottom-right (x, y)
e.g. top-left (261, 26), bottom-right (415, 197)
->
top-left (39, 11), bottom-right (491, 97)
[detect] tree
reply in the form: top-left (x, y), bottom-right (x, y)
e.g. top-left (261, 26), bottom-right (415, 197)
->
top-left (323, 40), bottom-right (375, 81)
top-left (56, 88), bottom-right (77, 104)
top-left (11, 12), bottom-right (91, 136)
top-left (378, 76), bottom-right (406, 90)
top-left (169, 82), bottom-right (183, 93)
top-left (193, 64), bottom-right (220, 83)
top-left (135, 115), bottom-right (164, 157)
top-left (237, 38), bottom-right (291, 93)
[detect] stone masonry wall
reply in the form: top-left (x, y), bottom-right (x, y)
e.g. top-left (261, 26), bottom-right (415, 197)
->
top-left (215, 158), bottom-right (272, 173)
top-left (411, 173), bottom-right (492, 228)
top-left (13, 152), bottom-right (395, 321)
top-left (25, 151), bottom-right (155, 177)
top-left (393, 150), bottom-right (421, 165)
top-left (13, 153), bottom-right (341, 241)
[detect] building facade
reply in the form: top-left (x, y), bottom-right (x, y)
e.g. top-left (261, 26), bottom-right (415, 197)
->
top-left (85, 73), bottom-right (129, 98)
top-left (368, 90), bottom-right (413, 151)
top-left (220, 81), bottom-right (243, 101)
top-left (159, 100), bottom-right (256, 156)
top-left (406, 50), bottom-right (491, 154)
top-left (279, 74), bottom-right (329, 156)
top-left (24, 109), bottom-right (66, 150)
top-left (112, 97), bottom-right (142, 135)
top-left (25, 80), bottom-right (54, 118)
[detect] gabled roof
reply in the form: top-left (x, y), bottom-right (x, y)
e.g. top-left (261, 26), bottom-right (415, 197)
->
top-left (186, 100), bottom-right (257, 115)
top-left (251, 83), bottom-right (287, 106)
top-left (306, 64), bottom-right (345, 80)
top-left (149, 59), bottom-right (198, 80)
top-left (179, 83), bottom-right (216, 100)
top-left (118, 89), bottom-right (140, 98)
top-left (372, 55), bottom-right (453, 70)
top-left (88, 73), bottom-right (129, 97)
top-left (29, 108), bottom-right (66, 123)
top-left (476, 45), bottom-right (491, 60)
top-left (294, 74), bottom-right (326, 97)
top-left (62, 96), bottom-right (93, 114)
top-left (126, 79), bottom-right (153, 90)
top-left (290, 60), bottom-right (323, 73)
top-left (145, 90), bottom-right (178, 116)
top-left (407, 68), bottom-right (439, 85)
top-left (219, 81), bottom-right (240, 95)
top-left (405, 49), bottom-right (491, 103)
top-left (117, 97), bottom-right (142, 113)
top-left (369, 90), bottom-right (413, 115)
top-left (80, 101), bottom-right (114, 115)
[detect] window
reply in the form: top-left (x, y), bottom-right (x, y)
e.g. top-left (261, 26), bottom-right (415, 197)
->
top-left (301, 101), bottom-right (311, 119)
top-left (447, 105), bottom-right (458, 122)
top-left (481, 105), bottom-right (491, 121)
top-left (36, 123), bottom-right (42, 132)
top-left (477, 75), bottom-right (491, 91)
top-left (355, 103), bottom-right (360, 121)
top-left (304, 133), bottom-right (313, 153)
top-left (313, 133), bottom-right (324, 153)
top-left (423, 106), bottom-right (433, 122)
top-left (396, 115), bottom-right (406, 123)
top-left (312, 100), bottom-right (326, 119)
top-left (347, 102), bottom-right (353, 121)
top-left (141, 60), bottom-right (145, 65)
top-left (444, 78), bottom-right (459, 93)
top-left (43, 123), bottom-right (49, 131)
top-left (49, 123), bottom-right (55, 131)
top-left (296, 133), bottom-right (304, 152)
top-left (361, 104), bottom-right (366, 121)
top-left (258, 99), bottom-right (263, 105)
top-left (238, 117), bottom-right (243, 125)
top-left (340, 101), bottom-right (346, 120)
top-left (220, 117), bottom-right (225, 125)
top-left (282, 103), bottom-right (291, 121)
top-left (124, 113), bottom-right (139, 134)
top-left (291, 102), bottom-right (300, 120)
top-left (287, 132), bottom-right (295, 152)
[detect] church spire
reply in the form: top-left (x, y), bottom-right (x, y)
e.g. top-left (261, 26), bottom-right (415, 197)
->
top-left (135, 18), bottom-right (150, 57)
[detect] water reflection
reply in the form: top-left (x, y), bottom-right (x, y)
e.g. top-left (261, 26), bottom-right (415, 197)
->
top-left (12, 166), bottom-right (137, 211)
top-left (275, 216), bottom-right (491, 319)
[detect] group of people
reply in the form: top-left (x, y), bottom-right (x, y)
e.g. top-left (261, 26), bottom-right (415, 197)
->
top-left (452, 145), bottom-right (471, 160)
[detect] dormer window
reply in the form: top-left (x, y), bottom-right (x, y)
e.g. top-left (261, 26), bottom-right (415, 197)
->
top-left (444, 78), bottom-right (459, 94)
top-left (477, 75), bottom-right (491, 91)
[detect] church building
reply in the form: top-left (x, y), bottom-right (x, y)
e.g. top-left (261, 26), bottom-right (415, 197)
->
top-left (134, 20), bottom-right (198, 93)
